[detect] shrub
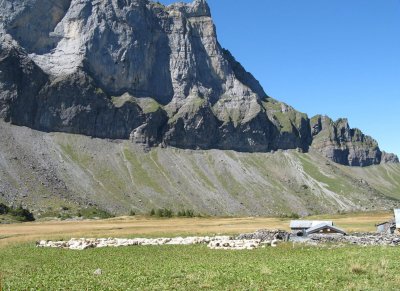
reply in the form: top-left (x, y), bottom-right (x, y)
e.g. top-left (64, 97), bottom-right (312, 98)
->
top-left (0, 203), bottom-right (10, 215)
top-left (280, 213), bottom-right (300, 219)
top-left (176, 209), bottom-right (196, 217)
top-left (150, 209), bottom-right (155, 216)
top-left (77, 208), bottom-right (114, 219)
top-left (57, 213), bottom-right (72, 220)
top-left (129, 210), bottom-right (136, 216)
top-left (155, 208), bottom-right (173, 218)
top-left (185, 210), bottom-right (194, 217)
top-left (9, 205), bottom-right (35, 222)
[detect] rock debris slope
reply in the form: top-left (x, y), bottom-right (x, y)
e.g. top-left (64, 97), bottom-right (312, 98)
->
top-left (0, 120), bottom-right (399, 216)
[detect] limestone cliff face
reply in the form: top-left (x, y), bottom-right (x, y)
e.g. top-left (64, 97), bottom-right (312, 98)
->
top-left (310, 115), bottom-right (398, 167)
top-left (0, 0), bottom-right (311, 153)
top-left (0, 0), bottom-right (396, 165)
top-left (381, 152), bottom-right (400, 164)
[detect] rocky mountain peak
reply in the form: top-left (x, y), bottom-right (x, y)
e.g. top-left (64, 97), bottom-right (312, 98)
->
top-left (168, 0), bottom-right (210, 17)
top-left (310, 115), bottom-right (398, 166)
top-left (382, 151), bottom-right (400, 164)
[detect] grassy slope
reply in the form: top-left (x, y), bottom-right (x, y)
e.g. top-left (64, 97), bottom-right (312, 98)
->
top-left (344, 163), bottom-right (400, 200)
top-left (56, 137), bottom-right (400, 215)
top-left (0, 121), bottom-right (399, 216)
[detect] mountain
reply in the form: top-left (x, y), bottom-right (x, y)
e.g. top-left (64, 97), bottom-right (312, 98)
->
top-left (0, 0), bottom-right (398, 216)
top-left (0, 0), bottom-right (312, 153)
top-left (0, 121), bottom-right (399, 217)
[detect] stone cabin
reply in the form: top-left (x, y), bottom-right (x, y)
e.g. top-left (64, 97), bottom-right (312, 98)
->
top-left (290, 220), bottom-right (333, 236)
top-left (306, 223), bottom-right (346, 236)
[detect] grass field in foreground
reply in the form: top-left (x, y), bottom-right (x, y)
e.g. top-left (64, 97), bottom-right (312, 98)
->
top-left (1, 243), bottom-right (400, 290)
top-left (0, 211), bottom-right (397, 290)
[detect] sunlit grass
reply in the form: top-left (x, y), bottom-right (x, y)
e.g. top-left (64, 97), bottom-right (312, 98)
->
top-left (1, 243), bottom-right (400, 290)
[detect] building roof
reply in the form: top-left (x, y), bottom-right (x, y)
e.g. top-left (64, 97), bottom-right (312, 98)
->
top-left (290, 220), bottom-right (333, 229)
top-left (395, 209), bottom-right (400, 228)
top-left (306, 223), bottom-right (346, 235)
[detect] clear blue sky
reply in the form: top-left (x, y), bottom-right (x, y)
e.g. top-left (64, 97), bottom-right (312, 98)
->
top-left (160, 0), bottom-right (400, 156)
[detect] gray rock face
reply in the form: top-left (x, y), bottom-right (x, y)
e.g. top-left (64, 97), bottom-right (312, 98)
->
top-left (0, 0), bottom-right (72, 54)
top-left (0, 35), bottom-right (48, 124)
top-left (0, 0), bottom-right (311, 153)
top-left (0, 0), bottom-right (395, 165)
top-left (306, 233), bottom-right (400, 247)
top-left (310, 115), bottom-right (399, 166)
top-left (382, 151), bottom-right (400, 164)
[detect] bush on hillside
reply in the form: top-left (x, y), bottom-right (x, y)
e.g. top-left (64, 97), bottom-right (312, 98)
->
top-left (8, 205), bottom-right (35, 222)
top-left (78, 208), bottom-right (114, 219)
top-left (156, 208), bottom-right (173, 218)
top-left (177, 209), bottom-right (195, 217)
top-left (0, 203), bottom-right (10, 215)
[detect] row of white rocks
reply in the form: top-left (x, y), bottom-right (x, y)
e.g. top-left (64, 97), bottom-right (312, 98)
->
top-left (36, 236), bottom-right (281, 251)
top-left (209, 239), bottom-right (280, 250)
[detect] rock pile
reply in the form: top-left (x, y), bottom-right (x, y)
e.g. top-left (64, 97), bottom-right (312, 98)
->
top-left (208, 239), bottom-right (261, 250)
top-left (237, 229), bottom-right (400, 247)
top-left (236, 229), bottom-right (290, 242)
top-left (306, 233), bottom-right (400, 247)
top-left (208, 238), bottom-right (281, 250)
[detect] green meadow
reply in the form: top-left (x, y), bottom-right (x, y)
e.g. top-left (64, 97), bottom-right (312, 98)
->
top-left (1, 243), bottom-right (399, 290)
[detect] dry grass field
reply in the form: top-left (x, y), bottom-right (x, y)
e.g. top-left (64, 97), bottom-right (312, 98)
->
top-left (0, 211), bottom-right (393, 247)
